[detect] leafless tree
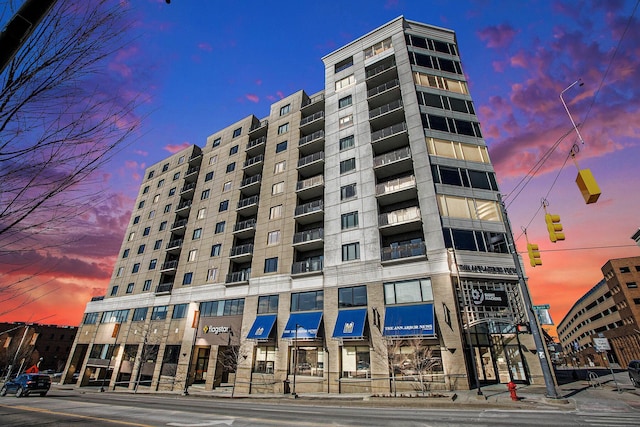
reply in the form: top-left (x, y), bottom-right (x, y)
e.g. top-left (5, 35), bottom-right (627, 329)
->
top-left (0, 0), bottom-right (144, 315)
top-left (218, 344), bottom-right (249, 398)
top-left (405, 338), bottom-right (442, 396)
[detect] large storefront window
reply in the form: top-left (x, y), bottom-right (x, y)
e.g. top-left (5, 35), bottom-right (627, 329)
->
top-left (290, 346), bottom-right (324, 377)
top-left (388, 341), bottom-right (443, 382)
top-left (161, 345), bottom-right (181, 376)
top-left (341, 346), bottom-right (370, 378)
top-left (253, 346), bottom-right (276, 374)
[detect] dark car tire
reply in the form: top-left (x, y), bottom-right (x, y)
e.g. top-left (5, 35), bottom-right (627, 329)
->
top-left (15, 387), bottom-right (24, 397)
top-left (631, 375), bottom-right (639, 388)
top-left (0, 386), bottom-right (7, 396)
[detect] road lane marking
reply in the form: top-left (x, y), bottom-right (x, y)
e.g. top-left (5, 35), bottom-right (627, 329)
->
top-left (0, 403), bottom-right (153, 426)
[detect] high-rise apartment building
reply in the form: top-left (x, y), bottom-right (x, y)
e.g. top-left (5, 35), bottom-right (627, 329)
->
top-left (63, 17), bottom-right (543, 394)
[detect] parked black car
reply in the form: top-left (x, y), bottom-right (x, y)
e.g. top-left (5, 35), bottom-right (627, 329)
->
top-left (1, 374), bottom-right (51, 397)
top-left (629, 360), bottom-right (640, 388)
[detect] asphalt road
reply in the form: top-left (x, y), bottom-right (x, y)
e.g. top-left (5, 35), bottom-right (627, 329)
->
top-left (1, 388), bottom-right (640, 426)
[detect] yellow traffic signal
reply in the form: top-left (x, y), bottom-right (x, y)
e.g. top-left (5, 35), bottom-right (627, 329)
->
top-left (527, 243), bottom-right (542, 267)
top-left (545, 213), bottom-right (565, 243)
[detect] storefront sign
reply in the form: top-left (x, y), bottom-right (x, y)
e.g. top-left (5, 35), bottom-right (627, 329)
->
top-left (203, 325), bottom-right (230, 334)
top-left (459, 264), bottom-right (517, 275)
top-left (470, 289), bottom-right (508, 307)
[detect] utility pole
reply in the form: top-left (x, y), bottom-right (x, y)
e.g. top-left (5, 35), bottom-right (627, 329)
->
top-left (499, 194), bottom-right (559, 398)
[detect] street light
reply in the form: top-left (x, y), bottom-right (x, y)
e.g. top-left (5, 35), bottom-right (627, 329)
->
top-left (292, 324), bottom-right (299, 398)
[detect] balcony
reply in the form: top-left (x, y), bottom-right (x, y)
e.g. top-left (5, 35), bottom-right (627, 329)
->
top-left (298, 130), bottom-right (325, 156)
top-left (373, 146), bottom-right (412, 178)
top-left (297, 151), bottom-right (324, 176)
top-left (165, 239), bottom-right (183, 253)
top-left (170, 218), bottom-right (188, 234)
top-left (365, 59), bottom-right (396, 80)
top-left (376, 175), bottom-right (417, 206)
top-left (378, 207), bottom-right (422, 235)
top-left (294, 200), bottom-right (324, 224)
top-left (188, 151), bottom-right (202, 165)
top-left (229, 243), bottom-right (254, 261)
top-left (160, 260), bottom-right (178, 272)
top-left (185, 166), bottom-right (200, 180)
top-left (249, 119), bottom-right (269, 134)
top-left (292, 228), bottom-right (324, 251)
top-left (155, 282), bottom-right (173, 295)
top-left (300, 111), bottom-right (325, 133)
top-left (175, 200), bottom-right (192, 215)
top-left (295, 175), bottom-right (324, 200)
top-left (246, 136), bottom-right (266, 154)
top-left (381, 241), bottom-right (426, 263)
top-left (236, 195), bottom-right (259, 215)
top-left (233, 218), bottom-right (256, 238)
top-left (240, 174), bottom-right (262, 195)
top-left (291, 257), bottom-right (323, 275)
top-left (367, 78), bottom-right (401, 108)
top-left (243, 154), bottom-right (264, 174)
top-left (226, 269), bottom-right (251, 284)
top-left (370, 122), bottom-right (408, 154)
top-left (369, 99), bottom-right (404, 129)
top-left (180, 182), bottom-right (196, 196)
top-left (301, 93), bottom-right (325, 113)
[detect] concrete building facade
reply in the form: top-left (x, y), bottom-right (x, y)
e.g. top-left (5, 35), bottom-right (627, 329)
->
top-left (557, 256), bottom-right (640, 369)
top-left (63, 17), bottom-right (543, 394)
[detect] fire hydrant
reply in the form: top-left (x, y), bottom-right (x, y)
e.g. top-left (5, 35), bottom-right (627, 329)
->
top-left (507, 381), bottom-right (519, 401)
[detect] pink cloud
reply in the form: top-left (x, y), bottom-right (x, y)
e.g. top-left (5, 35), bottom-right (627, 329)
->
top-left (276, 91), bottom-right (284, 99)
top-left (133, 149), bottom-right (148, 156)
top-left (198, 42), bottom-right (213, 52)
top-left (477, 24), bottom-right (518, 49)
top-left (164, 142), bottom-right (191, 153)
top-left (124, 160), bottom-right (138, 169)
top-left (245, 94), bottom-right (259, 103)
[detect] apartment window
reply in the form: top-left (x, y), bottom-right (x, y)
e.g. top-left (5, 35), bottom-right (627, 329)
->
top-left (153, 194), bottom-right (160, 203)
top-left (335, 74), bottom-right (355, 90)
top-left (193, 228), bottom-right (202, 239)
top-left (172, 304), bottom-right (188, 319)
top-left (340, 158), bottom-right (356, 174)
top-left (277, 123), bottom-right (289, 134)
top-left (232, 127), bottom-right (242, 138)
top-left (149, 259), bottom-right (157, 270)
top-left (272, 181), bottom-right (284, 195)
top-left (178, 156), bottom-right (185, 164)
top-left (143, 279), bottom-right (152, 292)
top-left (110, 286), bottom-right (119, 296)
top-left (339, 95), bottom-right (352, 108)
top-left (620, 267), bottom-right (631, 273)
top-left (384, 278), bottom-right (433, 304)
top-left (122, 248), bottom-right (130, 258)
top-left (209, 155), bottom-right (218, 166)
top-left (132, 263), bottom-right (140, 273)
top-left (205, 171), bottom-right (214, 181)
top-left (210, 244), bottom-right (221, 257)
top-left (226, 162), bottom-right (236, 173)
top-left (201, 189), bottom-right (210, 200)
top-left (223, 181), bottom-right (232, 192)
top-left (173, 172), bottom-right (180, 181)
top-left (207, 268), bottom-right (218, 282)
top-left (161, 163), bottom-right (168, 172)
top-left (126, 283), bottom-right (134, 294)
top-left (340, 183), bottom-right (357, 200)
top-left (342, 242), bottom-right (360, 261)
top-left (291, 290), bottom-right (324, 312)
top-left (133, 307), bottom-right (148, 321)
top-left (128, 232), bottom-right (135, 241)
top-left (269, 205), bottom-right (282, 219)
top-left (627, 282), bottom-right (638, 289)
top-left (133, 216), bottom-right (140, 224)
top-left (339, 114), bottom-right (353, 129)
top-left (182, 272), bottom-right (193, 285)
top-left (212, 138), bottom-right (221, 147)
top-left (151, 306), bottom-right (168, 321)
top-left (200, 298), bottom-right (245, 317)
top-left (341, 211), bottom-right (359, 229)
top-left (142, 186), bottom-right (149, 194)
top-left (154, 239), bottom-right (163, 250)
top-left (229, 145), bottom-right (239, 155)
top-left (168, 187), bottom-right (176, 196)
top-left (276, 141), bottom-right (288, 153)
top-left (143, 227), bottom-right (151, 236)
top-left (138, 201), bottom-right (145, 209)
top-left (335, 57), bottom-right (353, 73)
top-left (274, 160), bottom-right (286, 174)
top-left (157, 179), bottom-right (165, 188)
top-left (159, 221), bottom-right (167, 231)
top-left (215, 221), bottom-right (225, 234)
top-left (338, 285), bottom-right (367, 308)
top-left (267, 230), bottom-right (280, 245)
top-left (264, 257), bottom-right (278, 273)
top-left (147, 171), bottom-right (154, 179)
top-left (188, 249), bottom-right (197, 262)
top-left (197, 208), bottom-right (206, 219)
top-left (364, 37), bottom-right (392, 59)
top-left (164, 204), bottom-right (172, 213)
top-left (148, 210), bottom-right (155, 219)
top-left (258, 295), bottom-right (279, 314)
top-left (137, 244), bottom-right (145, 254)
top-left (116, 267), bottom-right (124, 277)
top-left (280, 104), bottom-right (291, 115)
top-left (219, 200), bottom-right (229, 212)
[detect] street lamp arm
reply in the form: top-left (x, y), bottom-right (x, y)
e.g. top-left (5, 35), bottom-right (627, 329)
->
top-left (560, 79), bottom-right (585, 145)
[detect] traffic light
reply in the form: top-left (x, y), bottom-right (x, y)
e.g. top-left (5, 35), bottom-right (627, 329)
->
top-left (527, 243), bottom-right (542, 267)
top-left (545, 213), bottom-right (565, 243)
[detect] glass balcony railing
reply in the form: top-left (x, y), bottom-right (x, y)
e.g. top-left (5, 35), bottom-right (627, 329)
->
top-left (246, 136), bottom-right (266, 150)
top-left (243, 154), bottom-right (264, 168)
top-left (380, 241), bottom-right (426, 261)
top-left (294, 200), bottom-right (324, 216)
top-left (291, 257), bottom-right (323, 274)
top-left (234, 218), bottom-right (256, 232)
top-left (293, 228), bottom-right (324, 244)
top-left (376, 175), bottom-right (416, 196)
top-left (378, 206), bottom-right (421, 226)
top-left (298, 151), bottom-right (324, 168)
top-left (226, 269), bottom-right (251, 283)
top-left (369, 99), bottom-right (403, 119)
top-left (230, 243), bottom-right (254, 257)
top-left (237, 195), bottom-right (259, 209)
top-left (367, 78), bottom-right (399, 98)
top-left (296, 175), bottom-right (324, 191)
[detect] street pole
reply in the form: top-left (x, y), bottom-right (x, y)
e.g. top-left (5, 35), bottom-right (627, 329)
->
top-left (499, 194), bottom-right (559, 398)
top-left (292, 324), bottom-right (298, 398)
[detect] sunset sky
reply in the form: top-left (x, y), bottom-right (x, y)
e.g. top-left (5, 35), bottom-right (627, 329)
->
top-left (1, 0), bottom-right (639, 335)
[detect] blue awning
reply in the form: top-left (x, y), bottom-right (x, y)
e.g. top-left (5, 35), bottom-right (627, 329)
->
top-left (282, 312), bottom-right (323, 339)
top-left (383, 304), bottom-right (435, 337)
top-left (246, 314), bottom-right (277, 340)
top-left (332, 308), bottom-right (367, 339)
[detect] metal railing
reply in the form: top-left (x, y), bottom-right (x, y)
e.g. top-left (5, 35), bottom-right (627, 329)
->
top-left (226, 270), bottom-right (251, 283)
top-left (380, 241), bottom-right (426, 261)
top-left (296, 175), bottom-right (324, 191)
top-left (298, 130), bottom-right (324, 146)
top-left (369, 99), bottom-right (403, 119)
top-left (293, 228), bottom-right (324, 244)
top-left (166, 239), bottom-right (183, 250)
top-left (237, 195), bottom-right (259, 209)
top-left (176, 200), bottom-right (192, 210)
top-left (234, 218), bottom-right (256, 232)
top-left (249, 119), bottom-right (269, 132)
top-left (241, 174), bottom-right (262, 187)
top-left (373, 146), bottom-right (411, 167)
top-left (156, 282), bottom-right (174, 293)
top-left (378, 206), bottom-right (421, 226)
top-left (230, 243), bottom-right (254, 257)
top-left (180, 182), bottom-right (196, 193)
top-left (298, 151), bottom-right (324, 168)
top-left (371, 122), bottom-right (407, 143)
top-left (243, 154), bottom-right (264, 168)
top-left (376, 175), bottom-right (416, 196)
top-left (294, 200), bottom-right (323, 216)
top-left (185, 166), bottom-right (199, 176)
top-left (301, 93), bottom-right (324, 108)
top-left (160, 260), bottom-right (178, 270)
top-left (171, 218), bottom-right (187, 229)
top-left (367, 78), bottom-right (399, 98)
top-left (365, 60), bottom-right (396, 79)
top-left (246, 136), bottom-right (266, 150)
top-left (300, 110), bottom-right (324, 126)
top-left (291, 258), bottom-right (323, 274)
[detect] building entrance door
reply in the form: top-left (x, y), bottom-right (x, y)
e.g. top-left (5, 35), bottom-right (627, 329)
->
top-left (194, 347), bottom-right (209, 384)
top-left (474, 346), bottom-right (497, 382)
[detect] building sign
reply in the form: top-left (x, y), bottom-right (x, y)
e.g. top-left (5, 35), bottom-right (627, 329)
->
top-left (593, 337), bottom-right (611, 352)
top-left (459, 264), bottom-right (517, 276)
top-left (470, 289), bottom-right (508, 307)
top-left (203, 325), bottom-right (230, 335)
